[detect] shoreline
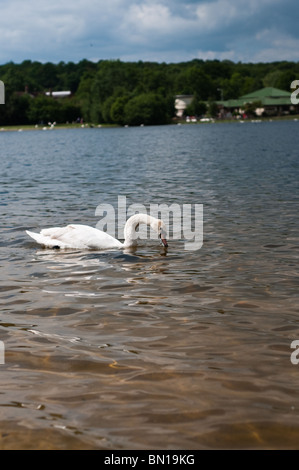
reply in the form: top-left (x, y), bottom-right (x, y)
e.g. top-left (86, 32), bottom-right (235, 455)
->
top-left (0, 115), bottom-right (299, 132)
top-left (0, 123), bottom-right (116, 132)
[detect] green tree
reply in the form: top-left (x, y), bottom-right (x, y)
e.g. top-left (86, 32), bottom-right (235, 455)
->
top-left (276, 70), bottom-right (296, 91)
top-left (175, 66), bottom-right (215, 100)
top-left (1, 65), bottom-right (25, 93)
top-left (75, 72), bottom-right (94, 121)
top-left (27, 95), bottom-right (61, 124)
top-left (110, 95), bottom-right (129, 125)
top-left (263, 70), bottom-right (283, 88)
top-left (227, 72), bottom-right (243, 98)
top-left (60, 100), bottom-right (82, 123)
top-left (124, 93), bottom-right (170, 126)
top-left (101, 95), bottom-right (115, 123)
top-left (185, 95), bottom-right (207, 116)
top-left (0, 92), bottom-right (32, 125)
top-left (207, 101), bottom-right (219, 118)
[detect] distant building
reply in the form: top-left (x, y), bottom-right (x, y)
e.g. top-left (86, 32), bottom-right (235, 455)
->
top-left (217, 87), bottom-right (298, 117)
top-left (45, 91), bottom-right (72, 99)
top-left (175, 95), bottom-right (194, 118)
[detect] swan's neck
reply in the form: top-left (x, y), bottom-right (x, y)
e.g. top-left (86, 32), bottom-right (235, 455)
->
top-left (123, 214), bottom-right (157, 247)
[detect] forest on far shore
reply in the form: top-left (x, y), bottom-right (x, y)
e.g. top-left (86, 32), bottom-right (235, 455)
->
top-left (0, 58), bottom-right (298, 126)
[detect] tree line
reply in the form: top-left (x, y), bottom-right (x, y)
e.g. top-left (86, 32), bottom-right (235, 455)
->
top-left (0, 58), bottom-right (298, 126)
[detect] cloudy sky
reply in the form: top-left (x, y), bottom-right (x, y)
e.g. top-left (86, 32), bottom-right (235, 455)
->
top-left (0, 0), bottom-right (298, 64)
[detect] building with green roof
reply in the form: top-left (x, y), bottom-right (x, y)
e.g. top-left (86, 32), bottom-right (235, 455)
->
top-left (217, 87), bottom-right (298, 118)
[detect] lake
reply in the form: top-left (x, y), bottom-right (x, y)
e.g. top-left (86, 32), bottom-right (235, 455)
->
top-left (0, 120), bottom-right (299, 449)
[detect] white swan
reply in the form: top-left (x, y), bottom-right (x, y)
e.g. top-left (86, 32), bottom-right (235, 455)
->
top-left (26, 213), bottom-right (168, 250)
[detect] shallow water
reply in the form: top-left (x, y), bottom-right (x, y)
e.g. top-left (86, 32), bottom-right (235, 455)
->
top-left (0, 121), bottom-right (299, 449)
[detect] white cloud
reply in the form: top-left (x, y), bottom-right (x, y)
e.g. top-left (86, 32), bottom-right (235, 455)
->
top-left (252, 30), bottom-right (299, 62)
top-left (126, 3), bottom-right (171, 31)
top-left (0, 0), bottom-right (125, 60)
top-left (121, 1), bottom-right (197, 45)
top-left (195, 0), bottom-right (281, 30)
top-left (0, 0), bottom-right (86, 57)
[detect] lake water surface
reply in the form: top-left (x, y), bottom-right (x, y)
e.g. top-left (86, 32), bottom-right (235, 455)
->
top-left (0, 121), bottom-right (299, 449)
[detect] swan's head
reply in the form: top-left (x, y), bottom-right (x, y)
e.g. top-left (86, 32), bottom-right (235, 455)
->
top-left (156, 219), bottom-right (168, 248)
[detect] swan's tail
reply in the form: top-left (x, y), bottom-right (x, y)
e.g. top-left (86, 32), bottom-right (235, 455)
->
top-left (26, 230), bottom-right (61, 248)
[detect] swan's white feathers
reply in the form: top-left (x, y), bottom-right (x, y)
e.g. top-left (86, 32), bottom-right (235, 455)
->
top-left (27, 224), bottom-right (123, 250)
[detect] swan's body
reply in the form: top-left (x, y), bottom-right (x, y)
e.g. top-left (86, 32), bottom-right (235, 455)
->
top-left (26, 214), bottom-right (168, 250)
